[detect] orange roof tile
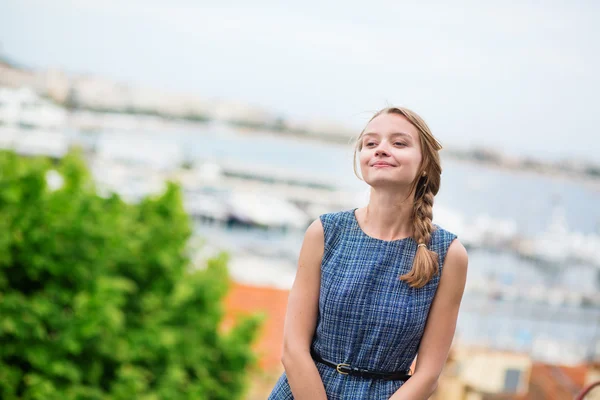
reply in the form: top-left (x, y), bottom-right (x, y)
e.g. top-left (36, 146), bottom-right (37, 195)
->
top-left (223, 281), bottom-right (289, 372)
top-left (526, 362), bottom-right (588, 400)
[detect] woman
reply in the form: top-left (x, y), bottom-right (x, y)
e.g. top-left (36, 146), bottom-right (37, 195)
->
top-left (268, 107), bottom-right (468, 399)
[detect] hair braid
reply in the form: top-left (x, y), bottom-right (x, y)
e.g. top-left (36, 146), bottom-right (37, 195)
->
top-left (400, 178), bottom-right (439, 288)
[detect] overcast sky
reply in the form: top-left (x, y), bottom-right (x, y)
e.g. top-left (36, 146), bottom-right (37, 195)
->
top-left (1, 0), bottom-right (599, 161)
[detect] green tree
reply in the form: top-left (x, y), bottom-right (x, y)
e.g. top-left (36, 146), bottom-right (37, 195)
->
top-left (0, 150), bottom-right (261, 400)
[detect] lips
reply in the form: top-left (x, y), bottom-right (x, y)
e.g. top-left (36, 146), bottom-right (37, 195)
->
top-left (371, 161), bottom-right (395, 167)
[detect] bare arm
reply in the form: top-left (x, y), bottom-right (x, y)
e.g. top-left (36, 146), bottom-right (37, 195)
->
top-left (281, 219), bottom-right (328, 399)
top-left (389, 239), bottom-right (468, 399)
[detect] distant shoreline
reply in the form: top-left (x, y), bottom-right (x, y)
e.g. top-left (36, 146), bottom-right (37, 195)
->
top-left (1, 55), bottom-right (598, 187)
top-left (66, 108), bottom-right (600, 189)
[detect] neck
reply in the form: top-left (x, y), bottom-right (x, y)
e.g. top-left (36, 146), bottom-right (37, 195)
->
top-left (358, 187), bottom-right (415, 241)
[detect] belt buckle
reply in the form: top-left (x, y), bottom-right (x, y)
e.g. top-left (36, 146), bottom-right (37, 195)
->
top-left (336, 363), bottom-right (350, 375)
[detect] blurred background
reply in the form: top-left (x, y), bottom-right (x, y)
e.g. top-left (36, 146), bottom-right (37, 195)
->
top-left (1, 1), bottom-right (600, 399)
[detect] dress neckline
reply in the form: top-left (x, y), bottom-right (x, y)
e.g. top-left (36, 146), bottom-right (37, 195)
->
top-left (350, 208), bottom-right (415, 244)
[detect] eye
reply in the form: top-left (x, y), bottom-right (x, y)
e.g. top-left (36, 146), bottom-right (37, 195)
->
top-left (394, 142), bottom-right (407, 147)
top-left (365, 142), bottom-right (377, 147)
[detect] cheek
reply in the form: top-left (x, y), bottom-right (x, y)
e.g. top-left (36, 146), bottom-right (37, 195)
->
top-left (397, 149), bottom-right (422, 167)
top-left (358, 150), bottom-right (371, 167)
top-left (357, 151), bottom-right (372, 178)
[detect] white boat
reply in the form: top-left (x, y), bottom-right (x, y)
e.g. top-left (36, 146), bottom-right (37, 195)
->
top-left (0, 87), bottom-right (66, 129)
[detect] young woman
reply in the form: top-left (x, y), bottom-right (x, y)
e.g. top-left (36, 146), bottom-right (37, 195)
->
top-left (268, 107), bottom-right (468, 399)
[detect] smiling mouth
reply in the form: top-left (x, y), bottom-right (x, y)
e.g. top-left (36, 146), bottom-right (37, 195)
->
top-left (372, 163), bottom-right (395, 167)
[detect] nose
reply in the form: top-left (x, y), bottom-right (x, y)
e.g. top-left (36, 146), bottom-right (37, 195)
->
top-left (375, 147), bottom-right (390, 157)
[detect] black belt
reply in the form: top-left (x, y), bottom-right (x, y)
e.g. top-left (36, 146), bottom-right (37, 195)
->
top-left (311, 349), bottom-right (412, 382)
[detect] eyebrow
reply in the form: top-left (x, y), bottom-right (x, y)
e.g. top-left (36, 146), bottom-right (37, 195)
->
top-left (362, 132), bottom-right (413, 140)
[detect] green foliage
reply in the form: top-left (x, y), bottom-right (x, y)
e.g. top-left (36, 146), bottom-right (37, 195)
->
top-left (0, 150), bottom-right (262, 400)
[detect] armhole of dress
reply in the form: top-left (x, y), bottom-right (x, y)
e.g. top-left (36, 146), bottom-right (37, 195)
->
top-left (319, 213), bottom-right (336, 270)
top-left (319, 212), bottom-right (343, 268)
top-left (437, 230), bottom-right (458, 274)
top-left (319, 213), bottom-right (331, 253)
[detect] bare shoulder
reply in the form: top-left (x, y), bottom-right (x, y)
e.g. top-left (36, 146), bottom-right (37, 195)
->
top-left (296, 218), bottom-right (325, 272)
top-left (446, 239), bottom-right (468, 270)
top-left (439, 239), bottom-right (468, 297)
top-left (304, 218), bottom-right (325, 243)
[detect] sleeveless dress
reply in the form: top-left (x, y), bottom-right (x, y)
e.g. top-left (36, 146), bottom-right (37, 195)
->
top-left (268, 209), bottom-right (457, 400)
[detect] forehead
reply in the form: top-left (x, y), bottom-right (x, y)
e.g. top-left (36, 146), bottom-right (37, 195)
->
top-left (364, 113), bottom-right (419, 140)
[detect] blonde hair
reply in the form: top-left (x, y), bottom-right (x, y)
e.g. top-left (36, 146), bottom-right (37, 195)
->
top-left (353, 107), bottom-right (443, 288)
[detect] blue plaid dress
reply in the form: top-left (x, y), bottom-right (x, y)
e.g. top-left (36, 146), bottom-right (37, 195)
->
top-left (268, 209), bottom-right (457, 399)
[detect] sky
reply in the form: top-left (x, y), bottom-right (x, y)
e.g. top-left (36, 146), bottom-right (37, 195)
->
top-left (1, 0), bottom-right (599, 162)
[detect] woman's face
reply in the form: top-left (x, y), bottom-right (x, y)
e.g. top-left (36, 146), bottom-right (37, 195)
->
top-left (358, 113), bottom-right (423, 189)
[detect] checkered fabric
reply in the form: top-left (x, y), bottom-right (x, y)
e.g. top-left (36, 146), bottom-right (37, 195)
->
top-left (268, 209), bottom-right (457, 399)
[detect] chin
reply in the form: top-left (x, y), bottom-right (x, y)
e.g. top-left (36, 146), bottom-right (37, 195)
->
top-left (364, 176), bottom-right (409, 188)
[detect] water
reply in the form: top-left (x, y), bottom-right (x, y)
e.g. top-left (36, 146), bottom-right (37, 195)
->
top-left (94, 123), bottom-right (600, 236)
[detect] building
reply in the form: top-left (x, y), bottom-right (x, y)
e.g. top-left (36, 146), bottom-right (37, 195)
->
top-left (434, 346), bottom-right (600, 399)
